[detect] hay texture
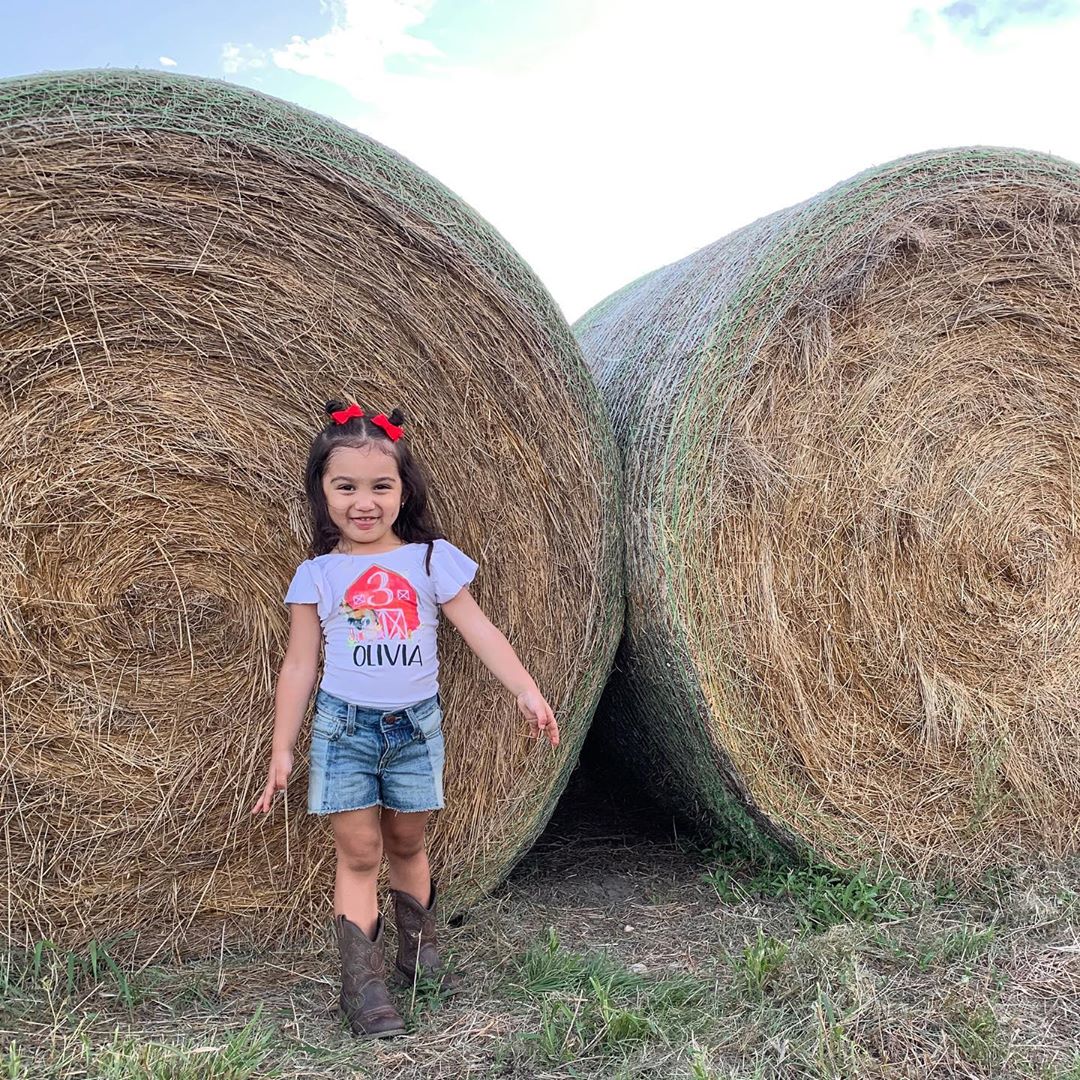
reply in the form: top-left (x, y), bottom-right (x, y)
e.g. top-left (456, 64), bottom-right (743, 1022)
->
top-left (576, 148), bottom-right (1080, 878)
top-left (0, 69), bottom-right (622, 951)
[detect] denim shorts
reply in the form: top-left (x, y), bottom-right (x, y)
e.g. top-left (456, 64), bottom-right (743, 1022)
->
top-left (307, 688), bottom-right (445, 815)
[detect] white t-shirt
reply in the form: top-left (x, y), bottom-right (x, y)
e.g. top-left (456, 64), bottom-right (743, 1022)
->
top-left (284, 539), bottom-right (478, 706)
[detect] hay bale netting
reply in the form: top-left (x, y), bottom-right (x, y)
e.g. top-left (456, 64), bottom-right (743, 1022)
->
top-left (576, 147), bottom-right (1080, 878)
top-left (0, 69), bottom-right (622, 951)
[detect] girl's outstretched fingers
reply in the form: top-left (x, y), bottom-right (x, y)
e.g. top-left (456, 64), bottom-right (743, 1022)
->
top-left (517, 688), bottom-right (559, 748)
top-left (251, 778), bottom-right (276, 815)
top-left (251, 750), bottom-right (293, 814)
top-left (541, 704), bottom-right (560, 748)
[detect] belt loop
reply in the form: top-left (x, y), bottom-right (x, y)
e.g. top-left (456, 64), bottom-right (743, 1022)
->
top-left (346, 702), bottom-right (356, 737)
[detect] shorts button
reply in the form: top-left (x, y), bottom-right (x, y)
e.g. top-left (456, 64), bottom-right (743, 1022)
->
top-left (385, 714), bottom-right (399, 724)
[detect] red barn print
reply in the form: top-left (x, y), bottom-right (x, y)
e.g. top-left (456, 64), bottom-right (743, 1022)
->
top-left (341, 566), bottom-right (419, 641)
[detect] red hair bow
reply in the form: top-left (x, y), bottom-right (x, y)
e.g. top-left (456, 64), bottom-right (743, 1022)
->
top-left (371, 413), bottom-right (404, 441)
top-left (331, 403), bottom-right (364, 424)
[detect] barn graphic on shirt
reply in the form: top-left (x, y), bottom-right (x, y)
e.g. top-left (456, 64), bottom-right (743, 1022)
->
top-left (340, 565), bottom-right (420, 643)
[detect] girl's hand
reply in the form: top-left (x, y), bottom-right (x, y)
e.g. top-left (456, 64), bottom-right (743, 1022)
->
top-left (251, 750), bottom-right (294, 814)
top-left (517, 688), bottom-right (560, 748)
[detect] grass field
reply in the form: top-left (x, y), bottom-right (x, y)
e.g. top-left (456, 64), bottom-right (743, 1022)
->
top-left (3, 764), bottom-right (1078, 1079)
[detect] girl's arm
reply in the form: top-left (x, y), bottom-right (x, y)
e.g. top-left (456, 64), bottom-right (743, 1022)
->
top-left (440, 587), bottom-right (560, 747)
top-left (251, 603), bottom-right (322, 813)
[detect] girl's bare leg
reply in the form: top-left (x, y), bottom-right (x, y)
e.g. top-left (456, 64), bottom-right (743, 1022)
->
top-left (381, 810), bottom-right (432, 903)
top-left (331, 806), bottom-right (384, 936)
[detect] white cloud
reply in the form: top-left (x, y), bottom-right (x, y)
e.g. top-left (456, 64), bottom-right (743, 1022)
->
top-left (270, 0), bottom-right (442, 99)
top-left (159, 56), bottom-right (178, 68)
top-left (221, 42), bottom-right (267, 75)
top-left (236, 0), bottom-right (1080, 320)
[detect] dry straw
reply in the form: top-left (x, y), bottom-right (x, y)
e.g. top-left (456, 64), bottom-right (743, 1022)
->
top-left (576, 147), bottom-right (1080, 878)
top-left (0, 69), bottom-right (622, 953)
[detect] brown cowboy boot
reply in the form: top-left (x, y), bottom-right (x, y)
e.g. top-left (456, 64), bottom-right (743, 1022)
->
top-left (336, 913), bottom-right (407, 1038)
top-left (390, 880), bottom-right (463, 995)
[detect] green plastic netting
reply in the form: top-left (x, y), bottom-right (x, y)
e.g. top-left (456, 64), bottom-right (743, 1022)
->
top-left (0, 69), bottom-right (622, 952)
top-left (577, 147), bottom-right (1080, 878)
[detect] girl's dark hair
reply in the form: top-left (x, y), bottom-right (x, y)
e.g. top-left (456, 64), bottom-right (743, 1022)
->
top-left (303, 401), bottom-right (443, 568)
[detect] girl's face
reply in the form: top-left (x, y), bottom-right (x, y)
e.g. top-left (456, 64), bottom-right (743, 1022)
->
top-left (321, 444), bottom-right (404, 552)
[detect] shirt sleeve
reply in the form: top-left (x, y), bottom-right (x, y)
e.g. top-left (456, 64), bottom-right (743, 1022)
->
top-left (430, 539), bottom-right (479, 604)
top-left (284, 560), bottom-right (330, 620)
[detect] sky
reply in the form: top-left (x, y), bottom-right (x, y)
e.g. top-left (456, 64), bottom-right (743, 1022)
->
top-left (1, 0), bottom-right (1078, 321)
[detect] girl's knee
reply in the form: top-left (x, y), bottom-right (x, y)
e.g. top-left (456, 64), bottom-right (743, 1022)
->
top-left (383, 834), bottom-right (426, 861)
top-left (381, 814), bottom-right (428, 859)
top-left (334, 828), bottom-right (383, 874)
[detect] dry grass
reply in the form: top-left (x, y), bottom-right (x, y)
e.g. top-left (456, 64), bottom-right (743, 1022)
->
top-left (577, 148), bottom-right (1080, 878)
top-left (0, 69), bottom-right (622, 954)
top-left (2, 766), bottom-right (1078, 1079)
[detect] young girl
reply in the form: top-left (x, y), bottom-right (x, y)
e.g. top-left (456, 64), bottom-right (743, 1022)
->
top-left (252, 401), bottom-right (559, 1039)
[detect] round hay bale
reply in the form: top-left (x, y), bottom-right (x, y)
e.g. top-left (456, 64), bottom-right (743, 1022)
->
top-left (0, 69), bottom-right (622, 951)
top-left (576, 148), bottom-right (1080, 878)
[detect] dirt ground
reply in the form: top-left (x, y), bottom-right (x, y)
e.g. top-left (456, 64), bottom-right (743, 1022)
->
top-left (3, 757), bottom-right (1079, 1079)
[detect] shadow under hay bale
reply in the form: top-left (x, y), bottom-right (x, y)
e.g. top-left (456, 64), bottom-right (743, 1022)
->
top-left (0, 69), bottom-right (622, 953)
top-left (575, 147), bottom-right (1080, 879)
top-left (496, 750), bottom-right (691, 916)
